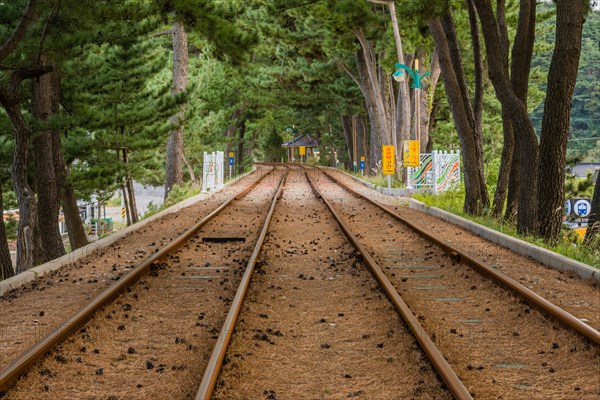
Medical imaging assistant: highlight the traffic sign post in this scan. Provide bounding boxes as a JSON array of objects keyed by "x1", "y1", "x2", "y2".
[
  {"x1": 382, "y1": 145, "x2": 394, "y2": 195},
  {"x1": 359, "y1": 156, "x2": 365, "y2": 176},
  {"x1": 299, "y1": 146, "x2": 306, "y2": 164},
  {"x1": 403, "y1": 140, "x2": 420, "y2": 189},
  {"x1": 229, "y1": 152, "x2": 234, "y2": 179}
]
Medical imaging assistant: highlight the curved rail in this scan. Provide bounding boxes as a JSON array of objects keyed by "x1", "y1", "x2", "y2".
[
  {"x1": 303, "y1": 167, "x2": 473, "y2": 400},
  {"x1": 0, "y1": 167, "x2": 276, "y2": 392},
  {"x1": 316, "y1": 166, "x2": 600, "y2": 346},
  {"x1": 195, "y1": 168, "x2": 288, "y2": 400}
]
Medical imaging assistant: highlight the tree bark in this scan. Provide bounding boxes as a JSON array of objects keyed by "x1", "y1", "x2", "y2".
[
  {"x1": 442, "y1": 9, "x2": 489, "y2": 211},
  {"x1": 429, "y1": 14, "x2": 489, "y2": 215},
  {"x1": 122, "y1": 148, "x2": 138, "y2": 224},
  {"x1": 341, "y1": 114, "x2": 355, "y2": 169},
  {"x1": 182, "y1": 154, "x2": 196, "y2": 183},
  {"x1": 31, "y1": 62, "x2": 65, "y2": 263},
  {"x1": 492, "y1": 0, "x2": 513, "y2": 217},
  {"x1": 504, "y1": 0, "x2": 536, "y2": 221},
  {"x1": 473, "y1": 0, "x2": 539, "y2": 234},
  {"x1": 353, "y1": 45, "x2": 385, "y2": 172},
  {"x1": 584, "y1": 172, "x2": 600, "y2": 246},
  {"x1": 419, "y1": 50, "x2": 441, "y2": 153},
  {"x1": 386, "y1": 1, "x2": 411, "y2": 149},
  {"x1": 0, "y1": 89, "x2": 35, "y2": 273},
  {"x1": 164, "y1": 21, "x2": 189, "y2": 200},
  {"x1": 0, "y1": 186, "x2": 15, "y2": 280},
  {"x1": 537, "y1": 0, "x2": 585, "y2": 242},
  {"x1": 237, "y1": 118, "x2": 246, "y2": 175},
  {"x1": 62, "y1": 182, "x2": 88, "y2": 250}
]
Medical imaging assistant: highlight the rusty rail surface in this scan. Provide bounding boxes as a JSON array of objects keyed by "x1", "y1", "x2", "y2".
[
  {"x1": 317, "y1": 167, "x2": 600, "y2": 346},
  {"x1": 0, "y1": 166, "x2": 276, "y2": 393},
  {"x1": 303, "y1": 167, "x2": 473, "y2": 400},
  {"x1": 195, "y1": 168, "x2": 289, "y2": 400}
]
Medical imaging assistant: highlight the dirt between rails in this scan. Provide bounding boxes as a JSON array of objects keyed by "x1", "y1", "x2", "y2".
[
  {"x1": 325, "y1": 168, "x2": 600, "y2": 331},
  {"x1": 314, "y1": 168, "x2": 600, "y2": 399},
  {"x1": 2, "y1": 167, "x2": 286, "y2": 400},
  {"x1": 214, "y1": 167, "x2": 451, "y2": 400},
  {"x1": 0, "y1": 166, "x2": 274, "y2": 371}
]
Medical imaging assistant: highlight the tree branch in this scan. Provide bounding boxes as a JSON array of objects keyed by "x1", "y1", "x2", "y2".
[
  {"x1": 151, "y1": 29, "x2": 173, "y2": 37},
  {"x1": 0, "y1": 0, "x2": 38, "y2": 63},
  {"x1": 37, "y1": 0, "x2": 62, "y2": 62},
  {"x1": 9, "y1": 64, "x2": 54, "y2": 92}
]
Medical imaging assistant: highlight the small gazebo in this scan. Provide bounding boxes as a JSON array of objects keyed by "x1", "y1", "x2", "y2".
[{"x1": 282, "y1": 134, "x2": 319, "y2": 163}]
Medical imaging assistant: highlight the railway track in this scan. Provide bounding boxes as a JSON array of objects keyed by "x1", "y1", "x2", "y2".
[
  {"x1": 1, "y1": 163, "x2": 598, "y2": 399},
  {"x1": 0, "y1": 165, "x2": 273, "y2": 366},
  {"x1": 304, "y1": 165, "x2": 599, "y2": 399},
  {"x1": 0, "y1": 167, "x2": 286, "y2": 398}
]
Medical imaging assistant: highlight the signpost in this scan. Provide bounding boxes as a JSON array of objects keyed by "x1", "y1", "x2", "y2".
[
  {"x1": 383, "y1": 145, "x2": 394, "y2": 194},
  {"x1": 403, "y1": 140, "x2": 419, "y2": 189},
  {"x1": 359, "y1": 156, "x2": 365, "y2": 176},
  {"x1": 229, "y1": 151, "x2": 234, "y2": 179},
  {"x1": 299, "y1": 146, "x2": 306, "y2": 163}
]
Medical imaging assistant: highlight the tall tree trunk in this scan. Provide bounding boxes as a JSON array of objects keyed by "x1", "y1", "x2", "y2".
[
  {"x1": 492, "y1": 0, "x2": 513, "y2": 217},
  {"x1": 31, "y1": 62, "x2": 65, "y2": 263},
  {"x1": 419, "y1": 50, "x2": 441, "y2": 153},
  {"x1": 507, "y1": 0, "x2": 536, "y2": 222},
  {"x1": 385, "y1": 0, "x2": 411, "y2": 154},
  {"x1": 62, "y1": 182, "x2": 88, "y2": 250},
  {"x1": 122, "y1": 184, "x2": 132, "y2": 226},
  {"x1": 122, "y1": 148, "x2": 138, "y2": 224},
  {"x1": 182, "y1": 154, "x2": 196, "y2": 183},
  {"x1": 473, "y1": 0, "x2": 539, "y2": 234},
  {"x1": 354, "y1": 29, "x2": 390, "y2": 141},
  {"x1": 537, "y1": 0, "x2": 585, "y2": 243},
  {"x1": 164, "y1": 21, "x2": 189, "y2": 200},
  {"x1": 126, "y1": 177, "x2": 138, "y2": 224},
  {"x1": 237, "y1": 118, "x2": 246, "y2": 175},
  {"x1": 0, "y1": 89, "x2": 36, "y2": 273},
  {"x1": 353, "y1": 46, "x2": 385, "y2": 172},
  {"x1": 429, "y1": 13, "x2": 489, "y2": 215},
  {"x1": 1, "y1": 186, "x2": 15, "y2": 280},
  {"x1": 341, "y1": 114, "x2": 355, "y2": 169},
  {"x1": 443, "y1": 9, "x2": 489, "y2": 211},
  {"x1": 584, "y1": 172, "x2": 600, "y2": 246}
]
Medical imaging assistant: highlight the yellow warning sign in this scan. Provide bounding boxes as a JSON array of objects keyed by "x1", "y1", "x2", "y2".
[
  {"x1": 403, "y1": 140, "x2": 420, "y2": 167},
  {"x1": 229, "y1": 151, "x2": 234, "y2": 158},
  {"x1": 299, "y1": 146, "x2": 306, "y2": 156},
  {"x1": 360, "y1": 156, "x2": 365, "y2": 162},
  {"x1": 121, "y1": 207, "x2": 125, "y2": 218},
  {"x1": 382, "y1": 145, "x2": 394, "y2": 175}
]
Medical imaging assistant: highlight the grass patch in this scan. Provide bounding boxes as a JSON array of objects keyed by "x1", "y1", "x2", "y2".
[
  {"x1": 413, "y1": 190, "x2": 599, "y2": 268},
  {"x1": 346, "y1": 169, "x2": 406, "y2": 189}
]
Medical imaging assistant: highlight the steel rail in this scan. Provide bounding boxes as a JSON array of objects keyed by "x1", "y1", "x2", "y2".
[
  {"x1": 0, "y1": 166, "x2": 277, "y2": 392},
  {"x1": 317, "y1": 167, "x2": 600, "y2": 345},
  {"x1": 303, "y1": 168, "x2": 473, "y2": 400},
  {"x1": 195, "y1": 168, "x2": 289, "y2": 400}
]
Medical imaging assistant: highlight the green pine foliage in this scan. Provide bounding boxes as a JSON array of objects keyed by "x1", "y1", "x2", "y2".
[{"x1": 61, "y1": 37, "x2": 180, "y2": 198}]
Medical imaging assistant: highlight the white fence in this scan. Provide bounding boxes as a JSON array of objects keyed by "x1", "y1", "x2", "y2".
[
  {"x1": 410, "y1": 150, "x2": 461, "y2": 194},
  {"x1": 202, "y1": 151, "x2": 225, "y2": 192}
]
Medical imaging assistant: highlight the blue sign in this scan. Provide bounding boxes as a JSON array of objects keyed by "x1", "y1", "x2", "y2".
[
  {"x1": 229, "y1": 157, "x2": 234, "y2": 166},
  {"x1": 565, "y1": 199, "x2": 572, "y2": 216},
  {"x1": 359, "y1": 160, "x2": 365, "y2": 170},
  {"x1": 574, "y1": 199, "x2": 591, "y2": 217}
]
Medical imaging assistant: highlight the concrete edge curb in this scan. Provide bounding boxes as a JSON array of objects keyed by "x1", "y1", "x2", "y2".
[
  {"x1": 323, "y1": 167, "x2": 421, "y2": 196},
  {"x1": 1, "y1": 168, "x2": 260, "y2": 296},
  {"x1": 408, "y1": 199, "x2": 598, "y2": 282}
]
